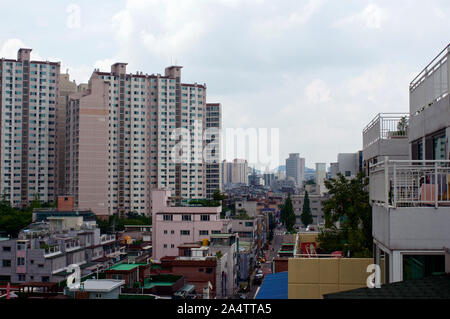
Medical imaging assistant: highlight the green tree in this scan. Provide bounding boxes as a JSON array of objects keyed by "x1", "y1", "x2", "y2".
[
  {"x1": 0, "y1": 198, "x2": 32, "y2": 238},
  {"x1": 301, "y1": 191, "x2": 313, "y2": 227},
  {"x1": 397, "y1": 116, "x2": 409, "y2": 135},
  {"x1": 319, "y1": 172, "x2": 372, "y2": 257},
  {"x1": 29, "y1": 193, "x2": 42, "y2": 211},
  {"x1": 212, "y1": 190, "x2": 227, "y2": 201},
  {"x1": 281, "y1": 193, "x2": 296, "y2": 232}
]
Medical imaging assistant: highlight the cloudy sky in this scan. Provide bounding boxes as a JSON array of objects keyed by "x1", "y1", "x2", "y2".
[{"x1": 1, "y1": 0, "x2": 449, "y2": 169}]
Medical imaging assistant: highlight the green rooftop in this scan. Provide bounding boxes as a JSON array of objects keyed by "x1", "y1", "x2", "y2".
[{"x1": 107, "y1": 263, "x2": 148, "y2": 271}]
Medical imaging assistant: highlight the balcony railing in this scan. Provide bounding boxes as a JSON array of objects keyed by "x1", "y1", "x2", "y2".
[
  {"x1": 363, "y1": 113, "x2": 409, "y2": 149},
  {"x1": 101, "y1": 234, "x2": 116, "y2": 243},
  {"x1": 370, "y1": 158, "x2": 450, "y2": 208},
  {"x1": 44, "y1": 245, "x2": 61, "y2": 257}
]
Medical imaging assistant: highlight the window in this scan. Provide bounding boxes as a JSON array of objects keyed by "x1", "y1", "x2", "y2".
[
  {"x1": 163, "y1": 214, "x2": 173, "y2": 221},
  {"x1": 95, "y1": 293, "x2": 103, "y2": 299},
  {"x1": 41, "y1": 276, "x2": 50, "y2": 282},
  {"x1": 200, "y1": 214, "x2": 210, "y2": 221},
  {"x1": 205, "y1": 268, "x2": 213, "y2": 274},
  {"x1": 18, "y1": 274, "x2": 26, "y2": 281},
  {"x1": 345, "y1": 171, "x2": 351, "y2": 177},
  {"x1": 403, "y1": 254, "x2": 445, "y2": 281},
  {"x1": 199, "y1": 230, "x2": 209, "y2": 236},
  {"x1": 2, "y1": 260, "x2": 11, "y2": 267},
  {"x1": 17, "y1": 257, "x2": 25, "y2": 266},
  {"x1": 182, "y1": 214, "x2": 192, "y2": 221},
  {"x1": 180, "y1": 230, "x2": 190, "y2": 236},
  {"x1": 2, "y1": 247, "x2": 11, "y2": 252}
]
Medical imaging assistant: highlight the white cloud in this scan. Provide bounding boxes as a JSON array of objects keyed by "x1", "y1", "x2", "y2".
[
  {"x1": 335, "y1": 3, "x2": 386, "y2": 29},
  {"x1": 250, "y1": 0, "x2": 324, "y2": 37},
  {"x1": 0, "y1": 39, "x2": 43, "y2": 61},
  {"x1": 305, "y1": 79, "x2": 332, "y2": 104}
]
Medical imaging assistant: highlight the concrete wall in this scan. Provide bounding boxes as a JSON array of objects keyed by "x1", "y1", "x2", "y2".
[
  {"x1": 409, "y1": 91, "x2": 450, "y2": 143},
  {"x1": 363, "y1": 138, "x2": 409, "y2": 163},
  {"x1": 373, "y1": 204, "x2": 450, "y2": 250},
  {"x1": 288, "y1": 258, "x2": 373, "y2": 299},
  {"x1": 337, "y1": 153, "x2": 358, "y2": 177}
]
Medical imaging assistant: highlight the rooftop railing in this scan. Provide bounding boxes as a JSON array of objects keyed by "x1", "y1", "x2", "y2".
[
  {"x1": 409, "y1": 44, "x2": 449, "y2": 116},
  {"x1": 101, "y1": 234, "x2": 116, "y2": 243},
  {"x1": 363, "y1": 113, "x2": 409, "y2": 149},
  {"x1": 370, "y1": 158, "x2": 450, "y2": 208},
  {"x1": 44, "y1": 245, "x2": 61, "y2": 257}
]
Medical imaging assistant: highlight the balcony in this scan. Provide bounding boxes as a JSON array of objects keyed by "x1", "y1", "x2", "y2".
[
  {"x1": 370, "y1": 158, "x2": 450, "y2": 250},
  {"x1": 101, "y1": 234, "x2": 116, "y2": 244},
  {"x1": 362, "y1": 113, "x2": 409, "y2": 162},
  {"x1": 44, "y1": 245, "x2": 61, "y2": 258},
  {"x1": 65, "y1": 240, "x2": 81, "y2": 252},
  {"x1": 370, "y1": 159, "x2": 450, "y2": 208}
]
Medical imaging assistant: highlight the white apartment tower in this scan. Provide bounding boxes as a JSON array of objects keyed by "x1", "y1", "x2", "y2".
[{"x1": 0, "y1": 49, "x2": 60, "y2": 207}]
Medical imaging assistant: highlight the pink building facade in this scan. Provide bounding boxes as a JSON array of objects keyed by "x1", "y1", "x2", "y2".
[
  {"x1": 66, "y1": 63, "x2": 212, "y2": 217},
  {"x1": 66, "y1": 78, "x2": 110, "y2": 216},
  {"x1": 151, "y1": 189, "x2": 224, "y2": 261}
]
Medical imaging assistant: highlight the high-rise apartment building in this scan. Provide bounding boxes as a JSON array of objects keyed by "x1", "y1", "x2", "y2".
[
  {"x1": 57, "y1": 73, "x2": 79, "y2": 196},
  {"x1": 285, "y1": 153, "x2": 305, "y2": 188},
  {"x1": 205, "y1": 103, "x2": 221, "y2": 198},
  {"x1": 221, "y1": 159, "x2": 249, "y2": 187},
  {"x1": 66, "y1": 63, "x2": 210, "y2": 216},
  {"x1": 0, "y1": 49, "x2": 60, "y2": 207}
]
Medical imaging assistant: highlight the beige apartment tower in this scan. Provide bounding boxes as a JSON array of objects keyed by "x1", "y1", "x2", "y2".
[{"x1": 66, "y1": 63, "x2": 213, "y2": 216}]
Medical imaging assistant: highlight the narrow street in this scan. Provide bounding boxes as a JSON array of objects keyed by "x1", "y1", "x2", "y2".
[{"x1": 249, "y1": 225, "x2": 285, "y2": 298}]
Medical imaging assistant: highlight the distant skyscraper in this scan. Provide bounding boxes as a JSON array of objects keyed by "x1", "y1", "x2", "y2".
[
  {"x1": 221, "y1": 159, "x2": 248, "y2": 187},
  {"x1": 0, "y1": 49, "x2": 60, "y2": 207},
  {"x1": 285, "y1": 153, "x2": 305, "y2": 188},
  {"x1": 221, "y1": 160, "x2": 232, "y2": 188},
  {"x1": 315, "y1": 163, "x2": 327, "y2": 194},
  {"x1": 232, "y1": 159, "x2": 249, "y2": 185}
]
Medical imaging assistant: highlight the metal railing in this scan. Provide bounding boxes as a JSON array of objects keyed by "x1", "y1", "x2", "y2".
[
  {"x1": 363, "y1": 113, "x2": 409, "y2": 149},
  {"x1": 370, "y1": 158, "x2": 450, "y2": 208},
  {"x1": 44, "y1": 245, "x2": 61, "y2": 257},
  {"x1": 101, "y1": 234, "x2": 116, "y2": 243},
  {"x1": 409, "y1": 44, "x2": 449, "y2": 116}
]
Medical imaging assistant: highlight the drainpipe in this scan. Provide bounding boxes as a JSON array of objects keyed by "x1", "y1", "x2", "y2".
[{"x1": 384, "y1": 157, "x2": 389, "y2": 210}]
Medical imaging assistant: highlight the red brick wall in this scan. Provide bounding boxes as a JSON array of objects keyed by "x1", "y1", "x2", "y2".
[
  {"x1": 171, "y1": 264, "x2": 216, "y2": 297},
  {"x1": 274, "y1": 258, "x2": 289, "y2": 273},
  {"x1": 57, "y1": 196, "x2": 75, "y2": 211}
]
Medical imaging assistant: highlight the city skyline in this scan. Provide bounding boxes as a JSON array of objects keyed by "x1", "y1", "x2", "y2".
[{"x1": 1, "y1": 1, "x2": 449, "y2": 167}]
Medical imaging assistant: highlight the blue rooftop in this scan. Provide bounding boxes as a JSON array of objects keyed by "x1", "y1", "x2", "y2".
[{"x1": 255, "y1": 272, "x2": 288, "y2": 299}]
